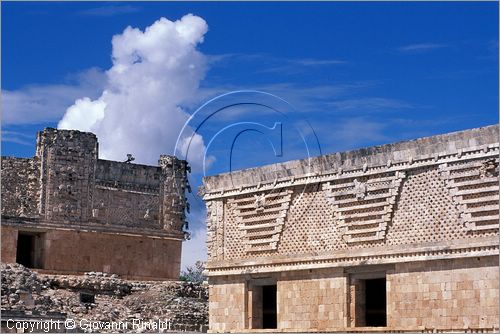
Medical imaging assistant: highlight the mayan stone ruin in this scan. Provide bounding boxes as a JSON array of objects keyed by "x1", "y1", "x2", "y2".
[
  {"x1": 0, "y1": 262, "x2": 208, "y2": 333},
  {"x1": 1, "y1": 127, "x2": 191, "y2": 280},
  {"x1": 201, "y1": 125, "x2": 499, "y2": 332}
]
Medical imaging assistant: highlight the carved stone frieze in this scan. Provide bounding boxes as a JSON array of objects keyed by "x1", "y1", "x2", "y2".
[
  {"x1": 439, "y1": 158, "x2": 499, "y2": 232},
  {"x1": 228, "y1": 189, "x2": 293, "y2": 253},
  {"x1": 323, "y1": 171, "x2": 406, "y2": 244}
]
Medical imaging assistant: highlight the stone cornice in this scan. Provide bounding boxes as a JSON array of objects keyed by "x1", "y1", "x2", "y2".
[
  {"x1": 205, "y1": 237, "x2": 499, "y2": 276},
  {"x1": 1, "y1": 216, "x2": 184, "y2": 241},
  {"x1": 203, "y1": 142, "x2": 499, "y2": 200}
]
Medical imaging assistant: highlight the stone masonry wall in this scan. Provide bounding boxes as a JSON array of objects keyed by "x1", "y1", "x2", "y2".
[
  {"x1": 1, "y1": 128, "x2": 190, "y2": 236},
  {"x1": 0, "y1": 227, "x2": 182, "y2": 279},
  {"x1": 278, "y1": 270, "x2": 347, "y2": 331},
  {"x1": 203, "y1": 125, "x2": 499, "y2": 332},
  {"x1": 388, "y1": 256, "x2": 499, "y2": 330},
  {"x1": 36, "y1": 128, "x2": 98, "y2": 222},
  {"x1": 93, "y1": 188, "x2": 161, "y2": 229},
  {"x1": 208, "y1": 279, "x2": 246, "y2": 332},
  {"x1": 202, "y1": 125, "x2": 499, "y2": 192},
  {"x1": 213, "y1": 162, "x2": 498, "y2": 262},
  {"x1": 1, "y1": 157, "x2": 40, "y2": 218},
  {"x1": 203, "y1": 125, "x2": 499, "y2": 268},
  {"x1": 159, "y1": 155, "x2": 191, "y2": 231},
  {"x1": 1, "y1": 226, "x2": 18, "y2": 263},
  {"x1": 41, "y1": 229, "x2": 182, "y2": 279},
  {"x1": 93, "y1": 160, "x2": 162, "y2": 229},
  {"x1": 1, "y1": 128, "x2": 190, "y2": 279},
  {"x1": 208, "y1": 257, "x2": 498, "y2": 332}
]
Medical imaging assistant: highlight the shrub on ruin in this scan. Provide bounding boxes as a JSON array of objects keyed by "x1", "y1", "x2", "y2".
[{"x1": 180, "y1": 261, "x2": 206, "y2": 283}]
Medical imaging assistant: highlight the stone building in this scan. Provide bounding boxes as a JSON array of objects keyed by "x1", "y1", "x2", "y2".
[
  {"x1": 201, "y1": 125, "x2": 499, "y2": 332},
  {"x1": 1, "y1": 128, "x2": 190, "y2": 280}
]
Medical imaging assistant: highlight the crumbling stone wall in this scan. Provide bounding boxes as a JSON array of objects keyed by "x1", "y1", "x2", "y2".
[
  {"x1": 1, "y1": 128, "x2": 190, "y2": 279},
  {"x1": 1, "y1": 263, "x2": 208, "y2": 332},
  {"x1": 36, "y1": 128, "x2": 98, "y2": 222},
  {"x1": 159, "y1": 155, "x2": 191, "y2": 231},
  {"x1": 1, "y1": 157, "x2": 40, "y2": 218},
  {"x1": 1, "y1": 128, "x2": 190, "y2": 235},
  {"x1": 94, "y1": 160, "x2": 161, "y2": 229}
]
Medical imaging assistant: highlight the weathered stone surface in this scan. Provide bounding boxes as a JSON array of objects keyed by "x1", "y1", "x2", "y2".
[
  {"x1": 1, "y1": 157, "x2": 40, "y2": 218},
  {"x1": 1, "y1": 128, "x2": 190, "y2": 280},
  {"x1": 1, "y1": 263, "x2": 208, "y2": 333},
  {"x1": 202, "y1": 125, "x2": 499, "y2": 332},
  {"x1": 202, "y1": 125, "x2": 499, "y2": 194}
]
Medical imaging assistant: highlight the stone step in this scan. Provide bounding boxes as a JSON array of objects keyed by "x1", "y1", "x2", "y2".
[
  {"x1": 455, "y1": 186, "x2": 498, "y2": 197},
  {"x1": 239, "y1": 221, "x2": 283, "y2": 230},
  {"x1": 341, "y1": 210, "x2": 385, "y2": 220},
  {"x1": 332, "y1": 192, "x2": 393, "y2": 205},
  {"x1": 450, "y1": 176, "x2": 497, "y2": 187},
  {"x1": 345, "y1": 225, "x2": 385, "y2": 235},
  {"x1": 460, "y1": 194, "x2": 499, "y2": 204},
  {"x1": 465, "y1": 204, "x2": 499, "y2": 213},
  {"x1": 237, "y1": 213, "x2": 285, "y2": 223},
  {"x1": 336, "y1": 200, "x2": 388, "y2": 212},
  {"x1": 237, "y1": 203, "x2": 289, "y2": 216}
]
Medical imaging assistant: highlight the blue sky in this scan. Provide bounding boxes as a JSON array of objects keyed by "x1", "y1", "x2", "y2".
[{"x1": 2, "y1": 2, "x2": 498, "y2": 268}]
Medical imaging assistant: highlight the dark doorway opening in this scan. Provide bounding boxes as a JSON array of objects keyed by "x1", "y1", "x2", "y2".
[
  {"x1": 79, "y1": 292, "x2": 95, "y2": 304},
  {"x1": 262, "y1": 285, "x2": 277, "y2": 329},
  {"x1": 364, "y1": 278, "x2": 387, "y2": 326},
  {"x1": 16, "y1": 232, "x2": 43, "y2": 269}
]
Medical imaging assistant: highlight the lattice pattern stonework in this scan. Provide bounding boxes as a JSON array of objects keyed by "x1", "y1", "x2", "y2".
[
  {"x1": 228, "y1": 189, "x2": 293, "y2": 253},
  {"x1": 323, "y1": 171, "x2": 406, "y2": 244},
  {"x1": 439, "y1": 157, "x2": 499, "y2": 232}
]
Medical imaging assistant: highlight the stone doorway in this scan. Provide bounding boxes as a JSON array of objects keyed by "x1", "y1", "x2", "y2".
[
  {"x1": 347, "y1": 266, "x2": 391, "y2": 328},
  {"x1": 365, "y1": 278, "x2": 387, "y2": 326},
  {"x1": 262, "y1": 285, "x2": 277, "y2": 329},
  {"x1": 247, "y1": 279, "x2": 278, "y2": 329},
  {"x1": 16, "y1": 232, "x2": 44, "y2": 269}
]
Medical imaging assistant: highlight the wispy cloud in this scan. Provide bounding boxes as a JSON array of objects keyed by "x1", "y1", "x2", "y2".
[
  {"x1": 209, "y1": 53, "x2": 347, "y2": 74},
  {"x1": 332, "y1": 117, "x2": 389, "y2": 144},
  {"x1": 2, "y1": 68, "x2": 105, "y2": 125},
  {"x1": 194, "y1": 81, "x2": 376, "y2": 119},
  {"x1": 260, "y1": 58, "x2": 347, "y2": 74},
  {"x1": 290, "y1": 58, "x2": 347, "y2": 66},
  {"x1": 327, "y1": 97, "x2": 415, "y2": 111},
  {"x1": 78, "y1": 5, "x2": 141, "y2": 17},
  {"x1": 1, "y1": 131, "x2": 34, "y2": 146},
  {"x1": 398, "y1": 43, "x2": 448, "y2": 53},
  {"x1": 300, "y1": 117, "x2": 390, "y2": 155},
  {"x1": 193, "y1": 80, "x2": 419, "y2": 124}
]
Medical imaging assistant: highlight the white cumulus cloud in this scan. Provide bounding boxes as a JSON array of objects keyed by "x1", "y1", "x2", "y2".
[{"x1": 58, "y1": 14, "x2": 209, "y2": 168}]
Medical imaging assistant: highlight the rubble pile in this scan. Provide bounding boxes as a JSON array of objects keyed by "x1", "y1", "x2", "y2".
[
  {"x1": 124, "y1": 282, "x2": 208, "y2": 331},
  {"x1": 1, "y1": 263, "x2": 208, "y2": 332},
  {"x1": 44, "y1": 272, "x2": 133, "y2": 297}
]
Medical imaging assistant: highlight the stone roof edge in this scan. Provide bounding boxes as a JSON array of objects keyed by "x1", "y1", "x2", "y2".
[{"x1": 202, "y1": 125, "x2": 499, "y2": 197}]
